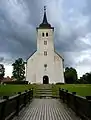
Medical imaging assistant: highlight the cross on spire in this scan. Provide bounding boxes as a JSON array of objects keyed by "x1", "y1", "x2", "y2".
[{"x1": 44, "y1": 6, "x2": 46, "y2": 12}]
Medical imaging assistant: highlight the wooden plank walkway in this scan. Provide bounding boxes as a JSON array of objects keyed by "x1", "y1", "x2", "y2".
[{"x1": 13, "y1": 99, "x2": 81, "y2": 120}]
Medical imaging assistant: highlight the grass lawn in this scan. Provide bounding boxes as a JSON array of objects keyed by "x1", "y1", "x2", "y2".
[
  {"x1": 0, "y1": 84, "x2": 91, "y2": 98},
  {"x1": 0, "y1": 84, "x2": 41, "y2": 97},
  {"x1": 0, "y1": 84, "x2": 32, "y2": 97},
  {"x1": 52, "y1": 84, "x2": 91, "y2": 97}
]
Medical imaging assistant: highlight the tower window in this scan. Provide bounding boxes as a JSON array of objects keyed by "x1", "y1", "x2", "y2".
[
  {"x1": 46, "y1": 33, "x2": 48, "y2": 36},
  {"x1": 44, "y1": 64, "x2": 47, "y2": 71},
  {"x1": 44, "y1": 51, "x2": 47, "y2": 56},
  {"x1": 44, "y1": 64, "x2": 47, "y2": 68},
  {"x1": 44, "y1": 41, "x2": 47, "y2": 45},
  {"x1": 42, "y1": 32, "x2": 44, "y2": 37}
]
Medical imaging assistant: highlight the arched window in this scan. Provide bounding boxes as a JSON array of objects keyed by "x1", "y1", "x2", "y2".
[
  {"x1": 42, "y1": 32, "x2": 44, "y2": 37},
  {"x1": 46, "y1": 32, "x2": 48, "y2": 36}
]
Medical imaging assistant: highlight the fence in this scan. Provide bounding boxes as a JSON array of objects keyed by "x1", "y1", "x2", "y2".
[
  {"x1": 59, "y1": 88, "x2": 91, "y2": 120},
  {"x1": 0, "y1": 89, "x2": 33, "y2": 120}
]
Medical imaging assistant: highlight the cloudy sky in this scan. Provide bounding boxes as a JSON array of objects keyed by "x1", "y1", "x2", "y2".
[{"x1": 0, "y1": 0, "x2": 91, "y2": 78}]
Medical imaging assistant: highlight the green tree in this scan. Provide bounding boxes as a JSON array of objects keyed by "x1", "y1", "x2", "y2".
[
  {"x1": 86, "y1": 72, "x2": 91, "y2": 84},
  {"x1": 64, "y1": 67, "x2": 78, "y2": 84},
  {"x1": 79, "y1": 72, "x2": 91, "y2": 84},
  {"x1": 12, "y1": 58, "x2": 25, "y2": 81},
  {"x1": 0, "y1": 64, "x2": 5, "y2": 81}
]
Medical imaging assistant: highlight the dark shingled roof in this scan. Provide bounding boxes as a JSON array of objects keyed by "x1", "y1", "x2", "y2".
[
  {"x1": 38, "y1": 6, "x2": 54, "y2": 29},
  {"x1": 55, "y1": 51, "x2": 64, "y2": 61},
  {"x1": 26, "y1": 50, "x2": 37, "y2": 61}
]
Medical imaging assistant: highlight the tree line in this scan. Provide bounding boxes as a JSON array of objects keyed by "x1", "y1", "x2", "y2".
[
  {"x1": 64, "y1": 67, "x2": 91, "y2": 84},
  {"x1": 0, "y1": 58, "x2": 25, "y2": 82},
  {"x1": 0, "y1": 58, "x2": 91, "y2": 84}
]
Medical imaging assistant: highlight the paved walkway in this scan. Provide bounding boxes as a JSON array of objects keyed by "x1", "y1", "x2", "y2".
[{"x1": 13, "y1": 99, "x2": 81, "y2": 120}]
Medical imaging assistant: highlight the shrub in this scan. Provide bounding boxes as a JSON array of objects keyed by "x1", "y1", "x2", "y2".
[
  {"x1": 56, "y1": 82, "x2": 65, "y2": 85},
  {"x1": 3, "y1": 81, "x2": 28, "y2": 85}
]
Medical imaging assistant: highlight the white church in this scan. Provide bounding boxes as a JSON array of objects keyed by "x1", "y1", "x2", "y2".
[{"x1": 26, "y1": 7, "x2": 65, "y2": 84}]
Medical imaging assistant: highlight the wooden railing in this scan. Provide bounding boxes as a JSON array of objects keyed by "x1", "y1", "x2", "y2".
[
  {"x1": 59, "y1": 88, "x2": 91, "y2": 120},
  {"x1": 0, "y1": 89, "x2": 33, "y2": 120}
]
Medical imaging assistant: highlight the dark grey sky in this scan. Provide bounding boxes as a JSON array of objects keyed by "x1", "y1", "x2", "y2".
[{"x1": 0, "y1": 0, "x2": 91, "y2": 77}]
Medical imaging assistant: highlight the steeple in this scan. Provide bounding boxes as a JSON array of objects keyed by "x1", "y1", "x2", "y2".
[
  {"x1": 42, "y1": 6, "x2": 48, "y2": 24},
  {"x1": 38, "y1": 6, "x2": 53, "y2": 29}
]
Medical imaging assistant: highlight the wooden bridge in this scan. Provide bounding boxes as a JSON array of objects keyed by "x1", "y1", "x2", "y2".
[
  {"x1": 1, "y1": 84, "x2": 90, "y2": 120},
  {"x1": 12, "y1": 85, "x2": 81, "y2": 120},
  {"x1": 13, "y1": 98, "x2": 81, "y2": 120}
]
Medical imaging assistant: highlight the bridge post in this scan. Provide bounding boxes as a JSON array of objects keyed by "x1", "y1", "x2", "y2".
[
  {"x1": 59, "y1": 88, "x2": 61, "y2": 99},
  {"x1": 86, "y1": 96, "x2": 91, "y2": 119},
  {"x1": 0, "y1": 96, "x2": 9, "y2": 120},
  {"x1": 16, "y1": 92, "x2": 21, "y2": 116},
  {"x1": 65, "y1": 90, "x2": 69, "y2": 104},
  {"x1": 24, "y1": 90, "x2": 27, "y2": 107},
  {"x1": 62, "y1": 89, "x2": 65, "y2": 103},
  {"x1": 31, "y1": 88, "x2": 33, "y2": 99},
  {"x1": 72, "y1": 92, "x2": 77, "y2": 113}
]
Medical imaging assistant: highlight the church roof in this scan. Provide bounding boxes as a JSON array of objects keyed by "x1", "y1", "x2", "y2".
[
  {"x1": 26, "y1": 50, "x2": 37, "y2": 61},
  {"x1": 55, "y1": 51, "x2": 64, "y2": 61},
  {"x1": 38, "y1": 6, "x2": 54, "y2": 29}
]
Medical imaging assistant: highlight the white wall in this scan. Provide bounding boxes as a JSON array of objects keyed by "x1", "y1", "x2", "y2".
[
  {"x1": 26, "y1": 52, "x2": 38, "y2": 83},
  {"x1": 54, "y1": 52, "x2": 64, "y2": 83},
  {"x1": 26, "y1": 28, "x2": 65, "y2": 83},
  {"x1": 36, "y1": 28, "x2": 55, "y2": 83}
]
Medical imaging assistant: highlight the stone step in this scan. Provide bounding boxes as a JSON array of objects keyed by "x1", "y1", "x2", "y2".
[
  {"x1": 35, "y1": 84, "x2": 52, "y2": 98},
  {"x1": 36, "y1": 90, "x2": 52, "y2": 92},
  {"x1": 37, "y1": 85, "x2": 52, "y2": 89},
  {"x1": 36, "y1": 92, "x2": 52, "y2": 94},
  {"x1": 37, "y1": 88, "x2": 51, "y2": 90},
  {"x1": 35, "y1": 94, "x2": 53, "y2": 98}
]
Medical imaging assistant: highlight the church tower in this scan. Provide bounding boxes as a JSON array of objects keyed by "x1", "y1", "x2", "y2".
[
  {"x1": 26, "y1": 6, "x2": 65, "y2": 84},
  {"x1": 37, "y1": 6, "x2": 54, "y2": 55},
  {"x1": 36, "y1": 6, "x2": 55, "y2": 84}
]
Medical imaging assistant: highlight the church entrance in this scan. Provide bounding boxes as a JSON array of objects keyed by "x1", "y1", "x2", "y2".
[{"x1": 43, "y1": 76, "x2": 49, "y2": 84}]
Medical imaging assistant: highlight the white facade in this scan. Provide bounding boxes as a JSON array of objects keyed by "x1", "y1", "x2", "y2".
[{"x1": 26, "y1": 8, "x2": 65, "y2": 84}]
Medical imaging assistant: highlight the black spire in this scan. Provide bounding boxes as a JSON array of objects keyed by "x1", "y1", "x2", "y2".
[
  {"x1": 42, "y1": 6, "x2": 48, "y2": 24},
  {"x1": 39, "y1": 6, "x2": 52, "y2": 29}
]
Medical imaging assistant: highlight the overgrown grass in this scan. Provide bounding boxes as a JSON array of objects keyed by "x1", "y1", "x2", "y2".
[{"x1": 52, "y1": 84, "x2": 91, "y2": 97}]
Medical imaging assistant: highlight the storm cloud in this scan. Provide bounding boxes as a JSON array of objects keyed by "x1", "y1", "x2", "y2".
[{"x1": 0, "y1": 0, "x2": 91, "y2": 77}]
